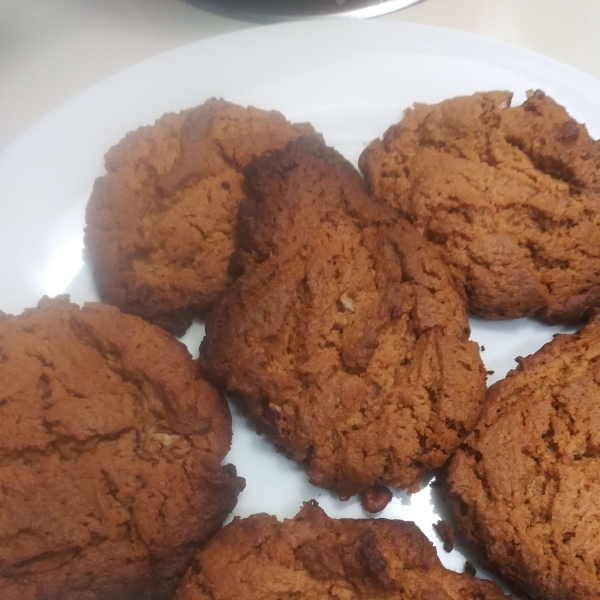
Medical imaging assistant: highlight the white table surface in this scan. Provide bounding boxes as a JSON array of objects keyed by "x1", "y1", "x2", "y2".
[{"x1": 1, "y1": 0, "x2": 600, "y2": 152}]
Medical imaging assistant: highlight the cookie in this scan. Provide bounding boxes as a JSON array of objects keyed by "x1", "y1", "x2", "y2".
[
  {"x1": 446, "y1": 313, "x2": 600, "y2": 599},
  {"x1": 200, "y1": 137, "x2": 486, "y2": 499},
  {"x1": 173, "y1": 502, "x2": 508, "y2": 600},
  {"x1": 0, "y1": 296, "x2": 244, "y2": 600},
  {"x1": 359, "y1": 90, "x2": 600, "y2": 323},
  {"x1": 85, "y1": 98, "x2": 317, "y2": 335}
]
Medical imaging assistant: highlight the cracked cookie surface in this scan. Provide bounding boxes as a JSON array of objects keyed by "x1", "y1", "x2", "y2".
[
  {"x1": 173, "y1": 502, "x2": 508, "y2": 600},
  {"x1": 200, "y1": 138, "x2": 486, "y2": 499},
  {"x1": 359, "y1": 90, "x2": 600, "y2": 322},
  {"x1": 446, "y1": 313, "x2": 600, "y2": 599},
  {"x1": 0, "y1": 296, "x2": 244, "y2": 600},
  {"x1": 85, "y1": 98, "x2": 317, "y2": 335}
]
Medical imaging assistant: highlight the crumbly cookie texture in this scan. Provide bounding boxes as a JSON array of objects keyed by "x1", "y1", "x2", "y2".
[
  {"x1": 359, "y1": 90, "x2": 600, "y2": 323},
  {"x1": 200, "y1": 137, "x2": 486, "y2": 499},
  {"x1": 446, "y1": 313, "x2": 600, "y2": 599},
  {"x1": 85, "y1": 98, "x2": 317, "y2": 336},
  {"x1": 173, "y1": 502, "x2": 508, "y2": 600},
  {"x1": 0, "y1": 296, "x2": 244, "y2": 600}
]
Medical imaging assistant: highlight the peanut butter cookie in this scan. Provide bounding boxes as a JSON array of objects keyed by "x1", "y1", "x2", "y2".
[
  {"x1": 0, "y1": 296, "x2": 244, "y2": 600},
  {"x1": 85, "y1": 98, "x2": 317, "y2": 335},
  {"x1": 446, "y1": 313, "x2": 600, "y2": 599},
  {"x1": 200, "y1": 138, "x2": 486, "y2": 499},
  {"x1": 360, "y1": 90, "x2": 600, "y2": 322},
  {"x1": 174, "y1": 502, "x2": 508, "y2": 600}
]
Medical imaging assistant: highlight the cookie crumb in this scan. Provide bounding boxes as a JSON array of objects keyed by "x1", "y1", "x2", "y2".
[
  {"x1": 480, "y1": 345, "x2": 485, "y2": 351},
  {"x1": 433, "y1": 520, "x2": 456, "y2": 552},
  {"x1": 361, "y1": 485, "x2": 393, "y2": 513},
  {"x1": 464, "y1": 561, "x2": 477, "y2": 576}
]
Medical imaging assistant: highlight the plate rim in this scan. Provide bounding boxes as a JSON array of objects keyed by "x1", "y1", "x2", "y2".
[{"x1": 2, "y1": 18, "x2": 600, "y2": 162}]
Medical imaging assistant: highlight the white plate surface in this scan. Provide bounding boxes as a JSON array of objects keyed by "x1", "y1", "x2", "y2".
[{"x1": 2, "y1": 19, "x2": 600, "y2": 596}]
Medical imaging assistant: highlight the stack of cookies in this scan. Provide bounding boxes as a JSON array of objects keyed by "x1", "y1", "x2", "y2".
[{"x1": 1, "y1": 90, "x2": 598, "y2": 599}]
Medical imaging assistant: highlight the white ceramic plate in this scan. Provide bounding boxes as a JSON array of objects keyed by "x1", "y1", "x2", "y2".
[{"x1": 2, "y1": 19, "x2": 599, "y2": 596}]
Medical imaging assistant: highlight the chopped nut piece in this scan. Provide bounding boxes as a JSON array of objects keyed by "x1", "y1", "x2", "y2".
[
  {"x1": 152, "y1": 433, "x2": 181, "y2": 447},
  {"x1": 339, "y1": 292, "x2": 355, "y2": 313}
]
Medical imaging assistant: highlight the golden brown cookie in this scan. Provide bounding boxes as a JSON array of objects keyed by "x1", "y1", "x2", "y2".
[
  {"x1": 359, "y1": 90, "x2": 600, "y2": 323},
  {"x1": 85, "y1": 98, "x2": 317, "y2": 335},
  {"x1": 173, "y1": 502, "x2": 508, "y2": 600},
  {"x1": 200, "y1": 137, "x2": 486, "y2": 499},
  {"x1": 446, "y1": 313, "x2": 600, "y2": 599},
  {"x1": 0, "y1": 296, "x2": 244, "y2": 600}
]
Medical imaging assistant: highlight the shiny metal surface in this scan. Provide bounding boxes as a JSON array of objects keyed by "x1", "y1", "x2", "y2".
[
  {"x1": 185, "y1": 0, "x2": 425, "y2": 22},
  {"x1": 340, "y1": 0, "x2": 425, "y2": 18}
]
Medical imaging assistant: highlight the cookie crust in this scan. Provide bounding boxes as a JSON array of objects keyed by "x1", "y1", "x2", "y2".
[
  {"x1": 85, "y1": 98, "x2": 316, "y2": 335},
  {"x1": 359, "y1": 90, "x2": 600, "y2": 323},
  {"x1": 173, "y1": 502, "x2": 508, "y2": 600},
  {"x1": 200, "y1": 138, "x2": 486, "y2": 499},
  {"x1": 446, "y1": 313, "x2": 600, "y2": 599},
  {"x1": 0, "y1": 297, "x2": 244, "y2": 600}
]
